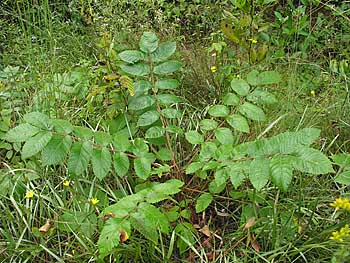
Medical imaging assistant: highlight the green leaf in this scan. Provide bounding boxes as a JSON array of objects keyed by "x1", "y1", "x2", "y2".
[
  {"x1": 5, "y1": 123, "x2": 40, "y2": 142},
  {"x1": 195, "y1": 193, "x2": 213, "y2": 213},
  {"x1": 247, "y1": 89, "x2": 277, "y2": 105},
  {"x1": 52, "y1": 119, "x2": 73, "y2": 134},
  {"x1": 152, "y1": 41, "x2": 176, "y2": 62},
  {"x1": 98, "y1": 218, "x2": 131, "y2": 260},
  {"x1": 258, "y1": 71, "x2": 281, "y2": 85},
  {"x1": 59, "y1": 211, "x2": 97, "y2": 238},
  {"x1": 256, "y1": 128, "x2": 321, "y2": 156},
  {"x1": 154, "y1": 61, "x2": 182, "y2": 75},
  {"x1": 208, "y1": 105, "x2": 229, "y2": 117},
  {"x1": 157, "y1": 148, "x2": 173, "y2": 161},
  {"x1": 226, "y1": 114, "x2": 250, "y2": 133},
  {"x1": 92, "y1": 148, "x2": 112, "y2": 180},
  {"x1": 161, "y1": 108, "x2": 182, "y2": 119},
  {"x1": 134, "y1": 80, "x2": 152, "y2": 96},
  {"x1": 249, "y1": 158, "x2": 270, "y2": 190},
  {"x1": 152, "y1": 164, "x2": 170, "y2": 177},
  {"x1": 214, "y1": 144, "x2": 234, "y2": 161},
  {"x1": 186, "y1": 162, "x2": 203, "y2": 174},
  {"x1": 199, "y1": 142, "x2": 217, "y2": 162},
  {"x1": 42, "y1": 135, "x2": 72, "y2": 165},
  {"x1": 202, "y1": 161, "x2": 219, "y2": 171},
  {"x1": 134, "y1": 157, "x2": 151, "y2": 180},
  {"x1": 151, "y1": 179, "x2": 184, "y2": 196},
  {"x1": 94, "y1": 131, "x2": 112, "y2": 146},
  {"x1": 215, "y1": 128, "x2": 234, "y2": 145},
  {"x1": 223, "y1": 92, "x2": 240, "y2": 106},
  {"x1": 208, "y1": 179, "x2": 226, "y2": 194},
  {"x1": 24, "y1": 112, "x2": 52, "y2": 130},
  {"x1": 113, "y1": 131, "x2": 131, "y2": 152},
  {"x1": 73, "y1": 126, "x2": 93, "y2": 140},
  {"x1": 270, "y1": 156, "x2": 293, "y2": 192},
  {"x1": 334, "y1": 171, "x2": 350, "y2": 185},
  {"x1": 200, "y1": 119, "x2": 218, "y2": 131},
  {"x1": 137, "y1": 111, "x2": 160, "y2": 127},
  {"x1": 246, "y1": 70, "x2": 260, "y2": 86},
  {"x1": 145, "y1": 126, "x2": 165, "y2": 138},
  {"x1": 139, "y1": 32, "x2": 159, "y2": 53},
  {"x1": 113, "y1": 152, "x2": 130, "y2": 177},
  {"x1": 102, "y1": 193, "x2": 144, "y2": 219},
  {"x1": 67, "y1": 141, "x2": 93, "y2": 175},
  {"x1": 238, "y1": 102, "x2": 266, "y2": 121},
  {"x1": 145, "y1": 179, "x2": 184, "y2": 203},
  {"x1": 131, "y1": 203, "x2": 169, "y2": 244},
  {"x1": 175, "y1": 223, "x2": 196, "y2": 255},
  {"x1": 157, "y1": 94, "x2": 182, "y2": 104},
  {"x1": 185, "y1": 131, "x2": 204, "y2": 144},
  {"x1": 22, "y1": 131, "x2": 52, "y2": 159},
  {"x1": 292, "y1": 147, "x2": 334, "y2": 174},
  {"x1": 155, "y1": 79, "x2": 179, "y2": 90},
  {"x1": 132, "y1": 138, "x2": 149, "y2": 156},
  {"x1": 214, "y1": 168, "x2": 230, "y2": 185},
  {"x1": 129, "y1": 95, "x2": 155, "y2": 111},
  {"x1": 120, "y1": 63, "x2": 150, "y2": 76},
  {"x1": 119, "y1": 50, "x2": 144, "y2": 63},
  {"x1": 331, "y1": 154, "x2": 350, "y2": 167},
  {"x1": 229, "y1": 162, "x2": 246, "y2": 188},
  {"x1": 166, "y1": 125, "x2": 183, "y2": 134},
  {"x1": 230, "y1": 78, "x2": 250, "y2": 96}
]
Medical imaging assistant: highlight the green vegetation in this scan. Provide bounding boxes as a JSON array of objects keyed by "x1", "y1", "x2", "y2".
[{"x1": 1, "y1": 0, "x2": 350, "y2": 262}]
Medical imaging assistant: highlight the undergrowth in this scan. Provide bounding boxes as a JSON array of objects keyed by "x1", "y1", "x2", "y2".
[{"x1": 1, "y1": 1, "x2": 350, "y2": 262}]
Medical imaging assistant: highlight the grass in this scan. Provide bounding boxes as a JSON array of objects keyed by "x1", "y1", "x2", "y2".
[{"x1": 1, "y1": 1, "x2": 350, "y2": 262}]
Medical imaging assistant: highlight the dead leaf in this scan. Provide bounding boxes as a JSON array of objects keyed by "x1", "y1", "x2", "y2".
[
  {"x1": 249, "y1": 233, "x2": 261, "y2": 252},
  {"x1": 119, "y1": 229, "x2": 129, "y2": 243},
  {"x1": 206, "y1": 251, "x2": 214, "y2": 261},
  {"x1": 186, "y1": 250, "x2": 196, "y2": 263},
  {"x1": 244, "y1": 217, "x2": 255, "y2": 230},
  {"x1": 216, "y1": 210, "x2": 231, "y2": 217},
  {"x1": 103, "y1": 213, "x2": 115, "y2": 221},
  {"x1": 193, "y1": 224, "x2": 201, "y2": 229},
  {"x1": 39, "y1": 219, "x2": 53, "y2": 233},
  {"x1": 199, "y1": 225, "x2": 211, "y2": 237},
  {"x1": 202, "y1": 236, "x2": 212, "y2": 248}
]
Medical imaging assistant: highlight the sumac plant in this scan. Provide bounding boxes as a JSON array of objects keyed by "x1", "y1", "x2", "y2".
[{"x1": 4, "y1": 32, "x2": 334, "y2": 259}]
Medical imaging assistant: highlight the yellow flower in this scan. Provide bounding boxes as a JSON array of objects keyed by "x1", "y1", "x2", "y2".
[
  {"x1": 210, "y1": 66, "x2": 217, "y2": 73},
  {"x1": 310, "y1": 90, "x2": 315, "y2": 96},
  {"x1": 90, "y1": 197, "x2": 99, "y2": 206},
  {"x1": 25, "y1": 190, "x2": 34, "y2": 199},
  {"x1": 248, "y1": 38, "x2": 258, "y2": 44},
  {"x1": 63, "y1": 180, "x2": 70, "y2": 187},
  {"x1": 330, "y1": 197, "x2": 350, "y2": 211},
  {"x1": 330, "y1": 224, "x2": 350, "y2": 242}
]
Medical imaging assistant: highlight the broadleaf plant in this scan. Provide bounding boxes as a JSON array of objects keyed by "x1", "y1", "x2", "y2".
[
  {"x1": 4, "y1": 32, "x2": 335, "y2": 259},
  {"x1": 185, "y1": 72, "x2": 334, "y2": 212}
]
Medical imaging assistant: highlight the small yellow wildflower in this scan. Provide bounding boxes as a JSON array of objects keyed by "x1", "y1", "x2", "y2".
[
  {"x1": 210, "y1": 66, "x2": 217, "y2": 73},
  {"x1": 90, "y1": 197, "x2": 99, "y2": 206},
  {"x1": 25, "y1": 190, "x2": 34, "y2": 199},
  {"x1": 236, "y1": 74, "x2": 241, "y2": 79},
  {"x1": 63, "y1": 180, "x2": 70, "y2": 187},
  {"x1": 310, "y1": 90, "x2": 315, "y2": 96},
  {"x1": 248, "y1": 38, "x2": 258, "y2": 44},
  {"x1": 330, "y1": 197, "x2": 350, "y2": 211},
  {"x1": 330, "y1": 224, "x2": 350, "y2": 242}
]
